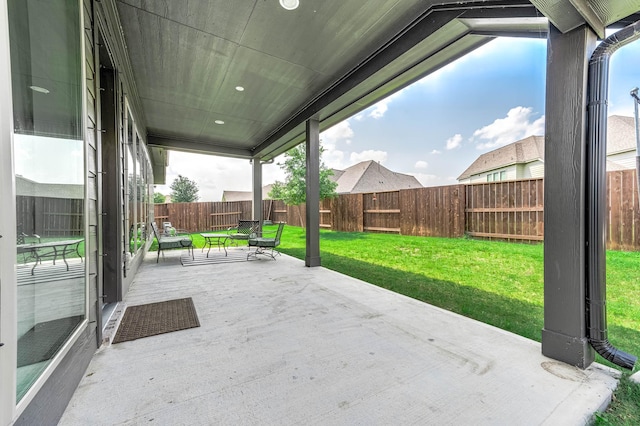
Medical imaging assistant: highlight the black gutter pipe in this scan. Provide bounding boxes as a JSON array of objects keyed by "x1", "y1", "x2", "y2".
[{"x1": 586, "y1": 21, "x2": 640, "y2": 370}]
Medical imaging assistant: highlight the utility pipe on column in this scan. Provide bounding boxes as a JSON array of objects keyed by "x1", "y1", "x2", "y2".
[{"x1": 586, "y1": 21, "x2": 640, "y2": 370}]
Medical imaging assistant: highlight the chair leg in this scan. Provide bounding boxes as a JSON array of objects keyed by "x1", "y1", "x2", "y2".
[{"x1": 247, "y1": 246, "x2": 280, "y2": 260}]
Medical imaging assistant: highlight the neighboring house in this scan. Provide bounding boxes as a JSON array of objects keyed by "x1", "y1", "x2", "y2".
[
  {"x1": 457, "y1": 115, "x2": 637, "y2": 183},
  {"x1": 223, "y1": 162, "x2": 422, "y2": 199},
  {"x1": 606, "y1": 115, "x2": 638, "y2": 169},
  {"x1": 332, "y1": 160, "x2": 422, "y2": 194},
  {"x1": 457, "y1": 136, "x2": 544, "y2": 184},
  {"x1": 221, "y1": 184, "x2": 274, "y2": 201}
]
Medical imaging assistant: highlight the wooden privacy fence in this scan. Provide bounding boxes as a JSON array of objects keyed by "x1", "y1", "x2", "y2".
[
  {"x1": 17, "y1": 196, "x2": 84, "y2": 237},
  {"x1": 153, "y1": 169, "x2": 640, "y2": 250},
  {"x1": 465, "y1": 178, "x2": 544, "y2": 242}
]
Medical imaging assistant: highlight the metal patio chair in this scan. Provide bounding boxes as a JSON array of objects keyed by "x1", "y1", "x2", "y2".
[
  {"x1": 247, "y1": 222, "x2": 285, "y2": 260},
  {"x1": 150, "y1": 222, "x2": 193, "y2": 263},
  {"x1": 227, "y1": 220, "x2": 260, "y2": 246}
]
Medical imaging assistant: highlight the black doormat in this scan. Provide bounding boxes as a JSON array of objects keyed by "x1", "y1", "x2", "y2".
[
  {"x1": 17, "y1": 315, "x2": 83, "y2": 368},
  {"x1": 112, "y1": 297, "x2": 200, "y2": 344}
]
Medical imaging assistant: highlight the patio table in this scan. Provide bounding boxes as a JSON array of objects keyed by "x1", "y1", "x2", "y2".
[
  {"x1": 17, "y1": 239, "x2": 83, "y2": 275},
  {"x1": 200, "y1": 233, "x2": 229, "y2": 257}
]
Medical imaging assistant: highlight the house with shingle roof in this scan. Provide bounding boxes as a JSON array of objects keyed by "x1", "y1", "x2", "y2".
[
  {"x1": 332, "y1": 160, "x2": 422, "y2": 194},
  {"x1": 457, "y1": 136, "x2": 544, "y2": 183},
  {"x1": 457, "y1": 115, "x2": 637, "y2": 183},
  {"x1": 222, "y1": 161, "x2": 422, "y2": 200}
]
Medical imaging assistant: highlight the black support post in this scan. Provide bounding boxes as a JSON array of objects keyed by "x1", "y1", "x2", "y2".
[
  {"x1": 305, "y1": 119, "x2": 321, "y2": 267},
  {"x1": 541, "y1": 24, "x2": 596, "y2": 368}
]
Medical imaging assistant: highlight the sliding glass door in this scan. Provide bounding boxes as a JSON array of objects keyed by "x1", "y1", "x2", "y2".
[{"x1": 8, "y1": 0, "x2": 86, "y2": 404}]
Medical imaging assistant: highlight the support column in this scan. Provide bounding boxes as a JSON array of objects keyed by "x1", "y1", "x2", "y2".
[
  {"x1": 542, "y1": 24, "x2": 596, "y2": 368},
  {"x1": 252, "y1": 158, "x2": 263, "y2": 228},
  {"x1": 305, "y1": 118, "x2": 321, "y2": 267}
]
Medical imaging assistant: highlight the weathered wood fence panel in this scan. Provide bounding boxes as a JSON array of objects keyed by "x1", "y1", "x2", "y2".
[
  {"x1": 152, "y1": 169, "x2": 640, "y2": 250},
  {"x1": 362, "y1": 191, "x2": 401, "y2": 233},
  {"x1": 331, "y1": 193, "x2": 363, "y2": 232},
  {"x1": 465, "y1": 178, "x2": 544, "y2": 242},
  {"x1": 399, "y1": 185, "x2": 465, "y2": 237},
  {"x1": 153, "y1": 201, "x2": 251, "y2": 232},
  {"x1": 607, "y1": 170, "x2": 639, "y2": 250},
  {"x1": 17, "y1": 196, "x2": 84, "y2": 237}
]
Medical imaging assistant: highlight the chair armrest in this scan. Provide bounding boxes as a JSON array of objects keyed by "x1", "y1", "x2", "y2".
[
  {"x1": 173, "y1": 229, "x2": 192, "y2": 238},
  {"x1": 252, "y1": 229, "x2": 276, "y2": 238}
]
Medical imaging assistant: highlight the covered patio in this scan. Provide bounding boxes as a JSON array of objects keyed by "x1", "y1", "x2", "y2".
[
  {"x1": 60, "y1": 249, "x2": 618, "y2": 424},
  {"x1": 4, "y1": 1, "x2": 640, "y2": 424}
]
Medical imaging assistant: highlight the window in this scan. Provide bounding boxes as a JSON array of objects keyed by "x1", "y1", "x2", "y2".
[
  {"x1": 487, "y1": 171, "x2": 507, "y2": 182},
  {"x1": 9, "y1": 0, "x2": 85, "y2": 402}
]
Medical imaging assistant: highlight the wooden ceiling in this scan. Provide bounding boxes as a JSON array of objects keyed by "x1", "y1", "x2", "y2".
[{"x1": 109, "y1": 0, "x2": 640, "y2": 165}]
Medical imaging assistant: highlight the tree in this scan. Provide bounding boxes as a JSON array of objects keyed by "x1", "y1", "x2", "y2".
[
  {"x1": 170, "y1": 175, "x2": 199, "y2": 202},
  {"x1": 268, "y1": 144, "x2": 337, "y2": 205},
  {"x1": 153, "y1": 192, "x2": 166, "y2": 203}
]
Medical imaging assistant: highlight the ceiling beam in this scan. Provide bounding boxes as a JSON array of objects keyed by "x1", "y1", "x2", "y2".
[
  {"x1": 569, "y1": 0, "x2": 606, "y2": 37},
  {"x1": 147, "y1": 136, "x2": 253, "y2": 159},
  {"x1": 530, "y1": 0, "x2": 605, "y2": 38}
]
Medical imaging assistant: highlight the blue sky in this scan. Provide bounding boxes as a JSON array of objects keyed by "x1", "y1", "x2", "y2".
[{"x1": 155, "y1": 35, "x2": 640, "y2": 201}]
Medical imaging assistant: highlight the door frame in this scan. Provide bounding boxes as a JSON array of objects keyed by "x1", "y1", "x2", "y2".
[
  {"x1": 0, "y1": 1, "x2": 18, "y2": 422},
  {"x1": 95, "y1": 25, "x2": 123, "y2": 333}
]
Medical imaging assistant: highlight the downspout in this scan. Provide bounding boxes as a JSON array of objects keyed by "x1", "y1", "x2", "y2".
[{"x1": 586, "y1": 21, "x2": 640, "y2": 370}]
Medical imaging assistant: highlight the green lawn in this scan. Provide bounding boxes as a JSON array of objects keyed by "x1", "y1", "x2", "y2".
[{"x1": 171, "y1": 225, "x2": 639, "y2": 423}]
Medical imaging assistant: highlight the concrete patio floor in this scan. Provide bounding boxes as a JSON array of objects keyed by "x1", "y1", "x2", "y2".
[{"x1": 60, "y1": 249, "x2": 619, "y2": 425}]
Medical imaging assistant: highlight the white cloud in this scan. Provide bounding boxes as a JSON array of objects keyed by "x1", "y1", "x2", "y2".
[
  {"x1": 446, "y1": 134, "x2": 463, "y2": 150},
  {"x1": 358, "y1": 88, "x2": 406, "y2": 120},
  {"x1": 368, "y1": 98, "x2": 390, "y2": 119},
  {"x1": 321, "y1": 120, "x2": 354, "y2": 145},
  {"x1": 350, "y1": 150, "x2": 388, "y2": 164},
  {"x1": 410, "y1": 173, "x2": 458, "y2": 187},
  {"x1": 154, "y1": 152, "x2": 253, "y2": 202},
  {"x1": 323, "y1": 149, "x2": 346, "y2": 170},
  {"x1": 319, "y1": 120, "x2": 355, "y2": 169},
  {"x1": 471, "y1": 107, "x2": 545, "y2": 150},
  {"x1": 414, "y1": 160, "x2": 428, "y2": 169},
  {"x1": 430, "y1": 149, "x2": 442, "y2": 154}
]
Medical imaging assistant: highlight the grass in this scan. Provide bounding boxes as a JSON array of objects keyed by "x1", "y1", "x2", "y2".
[{"x1": 164, "y1": 225, "x2": 640, "y2": 423}]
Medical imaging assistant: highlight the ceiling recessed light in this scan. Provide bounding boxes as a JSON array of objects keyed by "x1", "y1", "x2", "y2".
[
  {"x1": 214, "y1": 120, "x2": 225, "y2": 125},
  {"x1": 29, "y1": 85, "x2": 50, "y2": 94},
  {"x1": 235, "y1": 86, "x2": 245, "y2": 92},
  {"x1": 279, "y1": 0, "x2": 299, "y2": 10}
]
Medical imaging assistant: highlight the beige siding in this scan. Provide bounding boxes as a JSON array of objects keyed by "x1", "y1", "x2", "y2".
[
  {"x1": 607, "y1": 150, "x2": 636, "y2": 170},
  {"x1": 522, "y1": 161, "x2": 545, "y2": 179}
]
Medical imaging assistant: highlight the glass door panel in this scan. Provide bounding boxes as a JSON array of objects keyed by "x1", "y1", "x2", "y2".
[{"x1": 8, "y1": 0, "x2": 86, "y2": 402}]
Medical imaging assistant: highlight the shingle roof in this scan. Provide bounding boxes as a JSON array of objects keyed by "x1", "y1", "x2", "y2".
[
  {"x1": 334, "y1": 160, "x2": 422, "y2": 194},
  {"x1": 457, "y1": 136, "x2": 544, "y2": 180},
  {"x1": 457, "y1": 115, "x2": 636, "y2": 180},
  {"x1": 607, "y1": 115, "x2": 636, "y2": 154}
]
